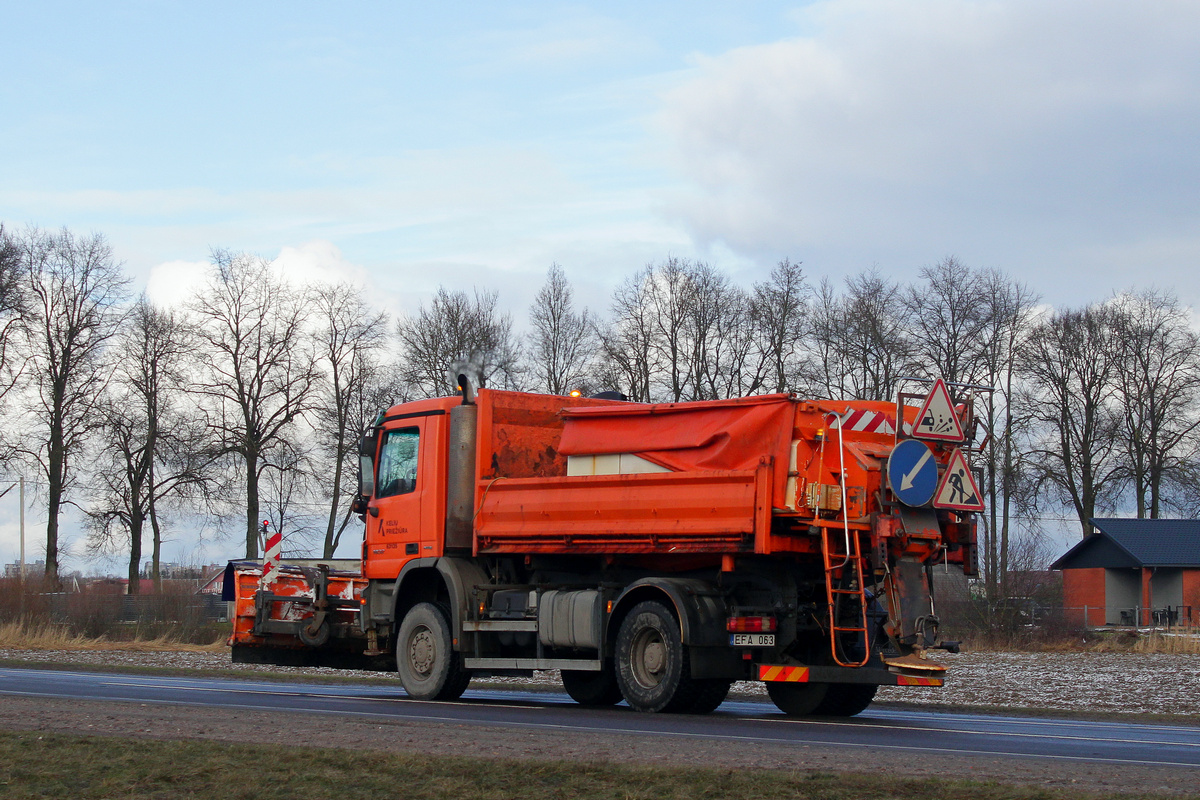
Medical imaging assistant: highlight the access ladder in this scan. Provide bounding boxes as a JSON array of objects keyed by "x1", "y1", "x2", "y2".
[{"x1": 820, "y1": 525, "x2": 871, "y2": 667}]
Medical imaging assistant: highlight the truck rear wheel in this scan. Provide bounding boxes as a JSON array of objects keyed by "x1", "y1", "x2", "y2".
[
  {"x1": 813, "y1": 683, "x2": 877, "y2": 716},
  {"x1": 561, "y1": 666, "x2": 623, "y2": 706},
  {"x1": 616, "y1": 600, "x2": 698, "y2": 713},
  {"x1": 766, "y1": 681, "x2": 828, "y2": 716},
  {"x1": 396, "y1": 602, "x2": 471, "y2": 701},
  {"x1": 685, "y1": 680, "x2": 731, "y2": 714}
]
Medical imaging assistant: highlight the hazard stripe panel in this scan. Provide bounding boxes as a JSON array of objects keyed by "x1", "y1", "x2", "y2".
[
  {"x1": 840, "y1": 409, "x2": 895, "y2": 435},
  {"x1": 896, "y1": 675, "x2": 943, "y2": 687},
  {"x1": 757, "y1": 665, "x2": 810, "y2": 682}
]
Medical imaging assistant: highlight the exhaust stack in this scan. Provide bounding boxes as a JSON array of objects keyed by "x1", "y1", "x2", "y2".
[{"x1": 444, "y1": 373, "x2": 478, "y2": 552}]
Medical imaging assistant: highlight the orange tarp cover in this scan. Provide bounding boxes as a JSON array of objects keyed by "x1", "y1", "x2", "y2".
[{"x1": 558, "y1": 394, "x2": 796, "y2": 473}]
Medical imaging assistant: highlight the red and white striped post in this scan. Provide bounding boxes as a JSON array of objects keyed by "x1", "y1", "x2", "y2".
[{"x1": 260, "y1": 520, "x2": 282, "y2": 590}]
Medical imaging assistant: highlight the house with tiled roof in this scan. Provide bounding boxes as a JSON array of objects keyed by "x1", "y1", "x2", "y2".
[{"x1": 1051, "y1": 518, "x2": 1200, "y2": 627}]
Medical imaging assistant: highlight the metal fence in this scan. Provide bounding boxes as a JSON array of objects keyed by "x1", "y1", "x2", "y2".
[{"x1": 1062, "y1": 604, "x2": 1195, "y2": 629}]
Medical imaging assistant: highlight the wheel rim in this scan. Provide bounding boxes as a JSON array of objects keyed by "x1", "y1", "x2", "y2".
[
  {"x1": 408, "y1": 625, "x2": 435, "y2": 677},
  {"x1": 630, "y1": 625, "x2": 667, "y2": 688}
]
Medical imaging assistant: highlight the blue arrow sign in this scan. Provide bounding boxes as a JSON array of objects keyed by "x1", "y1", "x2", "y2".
[{"x1": 887, "y1": 438, "x2": 938, "y2": 507}]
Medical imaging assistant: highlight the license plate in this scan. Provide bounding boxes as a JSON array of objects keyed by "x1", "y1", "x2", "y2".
[{"x1": 730, "y1": 633, "x2": 775, "y2": 647}]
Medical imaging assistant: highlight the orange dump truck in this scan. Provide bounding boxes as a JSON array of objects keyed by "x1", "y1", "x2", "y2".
[{"x1": 226, "y1": 377, "x2": 982, "y2": 716}]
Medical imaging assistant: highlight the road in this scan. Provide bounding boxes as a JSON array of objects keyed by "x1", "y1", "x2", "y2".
[{"x1": 3, "y1": 665, "x2": 1199, "y2": 773}]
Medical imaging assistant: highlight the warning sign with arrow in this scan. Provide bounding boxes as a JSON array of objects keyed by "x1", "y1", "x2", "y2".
[
  {"x1": 912, "y1": 378, "x2": 964, "y2": 442},
  {"x1": 887, "y1": 438, "x2": 938, "y2": 507},
  {"x1": 933, "y1": 448, "x2": 984, "y2": 512}
]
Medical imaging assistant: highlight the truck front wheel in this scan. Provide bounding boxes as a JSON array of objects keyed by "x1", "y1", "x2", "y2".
[
  {"x1": 396, "y1": 602, "x2": 471, "y2": 701},
  {"x1": 616, "y1": 601, "x2": 696, "y2": 712}
]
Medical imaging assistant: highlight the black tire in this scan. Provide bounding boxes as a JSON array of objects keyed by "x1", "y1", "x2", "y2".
[
  {"x1": 561, "y1": 666, "x2": 623, "y2": 706},
  {"x1": 766, "y1": 681, "x2": 829, "y2": 716},
  {"x1": 616, "y1": 601, "x2": 697, "y2": 713},
  {"x1": 297, "y1": 618, "x2": 330, "y2": 647},
  {"x1": 812, "y1": 683, "x2": 877, "y2": 717},
  {"x1": 396, "y1": 602, "x2": 471, "y2": 701},
  {"x1": 684, "y1": 680, "x2": 731, "y2": 714}
]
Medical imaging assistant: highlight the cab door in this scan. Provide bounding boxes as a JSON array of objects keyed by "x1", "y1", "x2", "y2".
[{"x1": 364, "y1": 422, "x2": 427, "y2": 579}]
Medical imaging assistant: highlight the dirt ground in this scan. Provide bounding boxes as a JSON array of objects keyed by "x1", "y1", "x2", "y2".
[{"x1": 1, "y1": 647, "x2": 1198, "y2": 796}]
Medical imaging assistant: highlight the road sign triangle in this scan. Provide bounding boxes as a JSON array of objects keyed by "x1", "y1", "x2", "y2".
[
  {"x1": 933, "y1": 448, "x2": 984, "y2": 512},
  {"x1": 912, "y1": 378, "x2": 964, "y2": 442}
]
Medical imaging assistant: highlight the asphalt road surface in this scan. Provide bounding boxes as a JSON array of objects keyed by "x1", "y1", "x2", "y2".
[{"x1": 3, "y1": 665, "x2": 1199, "y2": 774}]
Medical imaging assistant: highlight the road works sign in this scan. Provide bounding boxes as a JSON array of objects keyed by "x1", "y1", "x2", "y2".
[
  {"x1": 912, "y1": 378, "x2": 965, "y2": 442},
  {"x1": 887, "y1": 438, "x2": 938, "y2": 507},
  {"x1": 933, "y1": 448, "x2": 984, "y2": 512}
]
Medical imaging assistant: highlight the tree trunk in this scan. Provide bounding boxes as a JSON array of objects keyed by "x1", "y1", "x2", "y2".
[
  {"x1": 321, "y1": 422, "x2": 345, "y2": 561},
  {"x1": 245, "y1": 449, "x2": 260, "y2": 559},
  {"x1": 127, "y1": 509, "x2": 144, "y2": 594},
  {"x1": 324, "y1": 442, "x2": 344, "y2": 559},
  {"x1": 45, "y1": 412, "x2": 65, "y2": 590},
  {"x1": 148, "y1": 498, "x2": 163, "y2": 591}
]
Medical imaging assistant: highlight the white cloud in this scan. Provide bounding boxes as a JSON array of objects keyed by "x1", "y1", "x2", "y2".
[
  {"x1": 657, "y1": 0, "x2": 1200, "y2": 303},
  {"x1": 145, "y1": 259, "x2": 209, "y2": 309},
  {"x1": 273, "y1": 240, "x2": 372, "y2": 288}
]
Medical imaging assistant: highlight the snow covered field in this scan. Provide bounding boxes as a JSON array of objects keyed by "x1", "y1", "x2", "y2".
[{"x1": 875, "y1": 650, "x2": 1200, "y2": 716}]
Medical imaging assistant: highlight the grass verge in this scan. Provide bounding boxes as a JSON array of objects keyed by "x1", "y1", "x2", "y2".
[
  {"x1": 0, "y1": 620, "x2": 227, "y2": 652},
  {"x1": 0, "y1": 731, "x2": 1188, "y2": 800}
]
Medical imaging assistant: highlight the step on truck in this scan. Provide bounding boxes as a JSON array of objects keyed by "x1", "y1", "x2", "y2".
[{"x1": 225, "y1": 376, "x2": 983, "y2": 716}]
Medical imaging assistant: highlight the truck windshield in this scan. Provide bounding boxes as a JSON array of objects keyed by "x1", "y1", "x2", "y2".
[{"x1": 376, "y1": 427, "x2": 419, "y2": 498}]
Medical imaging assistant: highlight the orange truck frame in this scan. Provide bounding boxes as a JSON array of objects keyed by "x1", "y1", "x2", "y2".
[{"x1": 226, "y1": 376, "x2": 981, "y2": 716}]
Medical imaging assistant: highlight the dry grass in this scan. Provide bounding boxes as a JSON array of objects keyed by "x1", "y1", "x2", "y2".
[
  {"x1": 1132, "y1": 628, "x2": 1200, "y2": 654},
  {"x1": 1, "y1": 731, "x2": 1184, "y2": 800},
  {"x1": 0, "y1": 576, "x2": 228, "y2": 647},
  {"x1": 966, "y1": 626, "x2": 1200, "y2": 654},
  {"x1": 0, "y1": 620, "x2": 227, "y2": 653}
]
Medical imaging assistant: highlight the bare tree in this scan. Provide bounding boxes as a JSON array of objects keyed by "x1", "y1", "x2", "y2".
[
  {"x1": 806, "y1": 277, "x2": 851, "y2": 399},
  {"x1": 685, "y1": 261, "x2": 762, "y2": 400},
  {"x1": 646, "y1": 258, "x2": 695, "y2": 402},
  {"x1": 258, "y1": 440, "x2": 323, "y2": 554},
  {"x1": 751, "y1": 259, "x2": 808, "y2": 393},
  {"x1": 596, "y1": 271, "x2": 658, "y2": 402},
  {"x1": 312, "y1": 283, "x2": 389, "y2": 558},
  {"x1": 528, "y1": 264, "x2": 596, "y2": 396},
  {"x1": 1110, "y1": 289, "x2": 1200, "y2": 518},
  {"x1": 599, "y1": 257, "x2": 761, "y2": 403},
  {"x1": 397, "y1": 287, "x2": 522, "y2": 397},
  {"x1": 1019, "y1": 304, "x2": 1126, "y2": 537},
  {"x1": 87, "y1": 297, "x2": 208, "y2": 591},
  {"x1": 0, "y1": 224, "x2": 29, "y2": 402},
  {"x1": 903, "y1": 256, "x2": 991, "y2": 384},
  {"x1": 13, "y1": 227, "x2": 128, "y2": 585},
  {"x1": 190, "y1": 250, "x2": 320, "y2": 559},
  {"x1": 808, "y1": 269, "x2": 910, "y2": 400},
  {"x1": 972, "y1": 270, "x2": 1040, "y2": 602}
]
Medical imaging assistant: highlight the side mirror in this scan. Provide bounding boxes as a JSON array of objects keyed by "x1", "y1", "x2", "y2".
[
  {"x1": 357, "y1": 453, "x2": 375, "y2": 499},
  {"x1": 356, "y1": 416, "x2": 382, "y2": 510}
]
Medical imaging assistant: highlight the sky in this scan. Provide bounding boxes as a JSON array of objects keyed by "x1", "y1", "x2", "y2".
[{"x1": 2, "y1": 0, "x2": 1200, "y2": 570}]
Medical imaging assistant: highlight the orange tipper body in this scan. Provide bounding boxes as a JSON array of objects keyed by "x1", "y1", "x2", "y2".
[
  {"x1": 227, "y1": 381, "x2": 982, "y2": 717},
  {"x1": 475, "y1": 393, "x2": 920, "y2": 558}
]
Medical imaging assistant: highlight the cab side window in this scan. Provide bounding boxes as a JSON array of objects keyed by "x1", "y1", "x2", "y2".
[{"x1": 376, "y1": 428, "x2": 419, "y2": 498}]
